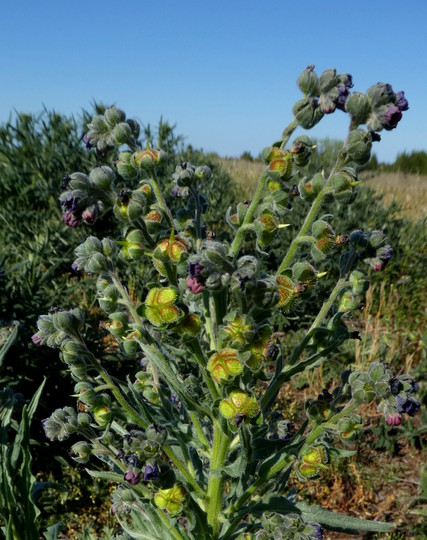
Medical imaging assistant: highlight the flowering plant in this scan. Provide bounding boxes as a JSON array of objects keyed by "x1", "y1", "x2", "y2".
[{"x1": 33, "y1": 66, "x2": 418, "y2": 539}]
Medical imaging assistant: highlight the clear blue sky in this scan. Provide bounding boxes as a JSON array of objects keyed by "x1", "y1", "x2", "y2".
[{"x1": 1, "y1": 0, "x2": 426, "y2": 163}]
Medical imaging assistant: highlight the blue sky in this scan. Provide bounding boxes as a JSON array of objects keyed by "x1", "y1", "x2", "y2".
[{"x1": 1, "y1": 0, "x2": 426, "y2": 163}]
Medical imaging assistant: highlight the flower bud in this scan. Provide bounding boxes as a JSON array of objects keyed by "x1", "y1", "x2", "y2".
[
  {"x1": 349, "y1": 270, "x2": 369, "y2": 295},
  {"x1": 291, "y1": 135, "x2": 315, "y2": 167},
  {"x1": 89, "y1": 165, "x2": 115, "y2": 190},
  {"x1": 207, "y1": 349, "x2": 243, "y2": 383},
  {"x1": 344, "y1": 129, "x2": 372, "y2": 166},
  {"x1": 345, "y1": 92, "x2": 371, "y2": 125},
  {"x1": 122, "y1": 229, "x2": 146, "y2": 260},
  {"x1": 298, "y1": 173, "x2": 325, "y2": 201},
  {"x1": 195, "y1": 165, "x2": 212, "y2": 181},
  {"x1": 104, "y1": 106, "x2": 126, "y2": 127},
  {"x1": 144, "y1": 287, "x2": 180, "y2": 327},
  {"x1": 86, "y1": 252, "x2": 109, "y2": 274},
  {"x1": 92, "y1": 399, "x2": 112, "y2": 427},
  {"x1": 297, "y1": 65, "x2": 319, "y2": 95},
  {"x1": 115, "y1": 151, "x2": 138, "y2": 181},
  {"x1": 134, "y1": 147, "x2": 166, "y2": 171},
  {"x1": 112, "y1": 122, "x2": 132, "y2": 145},
  {"x1": 109, "y1": 312, "x2": 129, "y2": 338},
  {"x1": 338, "y1": 290, "x2": 360, "y2": 312},
  {"x1": 128, "y1": 190, "x2": 149, "y2": 221}
]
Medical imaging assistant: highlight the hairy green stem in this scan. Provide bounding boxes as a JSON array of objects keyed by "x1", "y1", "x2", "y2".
[
  {"x1": 308, "y1": 278, "x2": 351, "y2": 333},
  {"x1": 229, "y1": 172, "x2": 268, "y2": 259},
  {"x1": 150, "y1": 169, "x2": 175, "y2": 228},
  {"x1": 206, "y1": 420, "x2": 231, "y2": 538}
]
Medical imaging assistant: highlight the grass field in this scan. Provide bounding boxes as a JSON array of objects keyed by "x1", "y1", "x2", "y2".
[{"x1": 214, "y1": 156, "x2": 427, "y2": 220}]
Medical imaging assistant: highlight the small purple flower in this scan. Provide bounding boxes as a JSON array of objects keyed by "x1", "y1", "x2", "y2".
[
  {"x1": 31, "y1": 333, "x2": 44, "y2": 347},
  {"x1": 383, "y1": 104, "x2": 403, "y2": 131},
  {"x1": 396, "y1": 395, "x2": 421, "y2": 417},
  {"x1": 336, "y1": 74, "x2": 353, "y2": 112},
  {"x1": 409, "y1": 379, "x2": 419, "y2": 394},
  {"x1": 171, "y1": 186, "x2": 180, "y2": 197},
  {"x1": 124, "y1": 469, "x2": 141, "y2": 486},
  {"x1": 82, "y1": 206, "x2": 97, "y2": 225},
  {"x1": 395, "y1": 91, "x2": 409, "y2": 111},
  {"x1": 143, "y1": 463, "x2": 160, "y2": 481},
  {"x1": 124, "y1": 454, "x2": 139, "y2": 467},
  {"x1": 188, "y1": 262, "x2": 204, "y2": 280},
  {"x1": 390, "y1": 377, "x2": 403, "y2": 395},
  {"x1": 312, "y1": 523, "x2": 324, "y2": 540},
  {"x1": 71, "y1": 261, "x2": 81, "y2": 273},
  {"x1": 63, "y1": 210, "x2": 80, "y2": 228},
  {"x1": 62, "y1": 195, "x2": 80, "y2": 213},
  {"x1": 83, "y1": 134, "x2": 94, "y2": 150},
  {"x1": 386, "y1": 412, "x2": 402, "y2": 426},
  {"x1": 186, "y1": 276, "x2": 204, "y2": 294}
]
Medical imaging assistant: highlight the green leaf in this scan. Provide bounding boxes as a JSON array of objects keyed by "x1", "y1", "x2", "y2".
[
  {"x1": 43, "y1": 522, "x2": 64, "y2": 540},
  {"x1": 0, "y1": 323, "x2": 19, "y2": 368},
  {"x1": 85, "y1": 469, "x2": 124, "y2": 483}
]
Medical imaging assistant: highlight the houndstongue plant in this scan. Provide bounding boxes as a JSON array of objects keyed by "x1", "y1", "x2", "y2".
[{"x1": 33, "y1": 66, "x2": 418, "y2": 539}]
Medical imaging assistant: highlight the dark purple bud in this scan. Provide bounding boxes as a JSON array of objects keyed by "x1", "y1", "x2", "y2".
[
  {"x1": 32, "y1": 333, "x2": 44, "y2": 347},
  {"x1": 390, "y1": 377, "x2": 403, "y2": 395},
  {"x1": 82, "y1": 206, "x2": 97, "y2": 225},
  {"x1": 336, "y1": 85, "x2": 350, "y2": 111},
  {"x1": 124, "y1": 454, "x2": 139, "y2": 467},
  {"x1": 396, "y1": 395, "x2": 421, "y2": 417},
  {"x1": 186, "y1": 276, "x2": 204, "y2": 294},
  {"x1": 383, "y1": 104, "x2": 403, "y2": 131},
  {"x1": 343, "y1": 74, "x2": 353, "y2": 89},
  {"x1": 386, "y1": 412, "x2": 402, "y2": 426},
  {"x1": 83, "y1": 134, "x2": 94, "y2": 150},
  {"x1": 370, "y1": 131, "x2": 381, "y2": 142},
  {"x1": 124, "y1": 469, "x2": 141, "y2": 486},
  {"x1": 395, "y1": 91, "x2": 409, "y2": 111},
  {"x1": 409, "y1": 380, "x2": 419, "y2": 393},
  {"x1": 62, "y1": 195, "x2": 80, "y2": 213},
  {"x1": 143, "y1": 463, "x2": 160, "y2": 481},
  {"x1": 188, "y1": 261, "x2": 204, "y2": 279},
  {"x1": 312, "y1": 523, "x2": 324, "y2": 540}
]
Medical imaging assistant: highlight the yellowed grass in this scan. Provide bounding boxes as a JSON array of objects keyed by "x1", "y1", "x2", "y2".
[
  {"x1": 363, "y1": 171, "x2": 427, "y2": 220},
  {"x1": 215, "y1": 157, "x2": 427, "y2": 221}
]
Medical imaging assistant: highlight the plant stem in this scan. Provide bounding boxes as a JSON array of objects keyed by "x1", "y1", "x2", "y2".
[
  {"x1": 308, "y1": 278, "x2": 351, "y2": 333},
  {"x1": 229, "y1": 172, "x2": 268, "y2": 259},
  {"x1": 150, "y1": 169, "x2": 175, "y2": 228},
  {"x1": 276, "y1": 190, "x2": 331, "y2": 274},
  {"x1": 206, "y1": 420, "x2": 231, "y2": 538}
]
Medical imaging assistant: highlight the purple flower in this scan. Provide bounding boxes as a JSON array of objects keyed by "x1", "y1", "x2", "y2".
[
  {"x1": 409, "y1": 379, "x2": 419, "y2": 394},
  {"x1": 143, "y1": 463, "x2": 160, "y2": 481},
  {"x1": 396, "y1": 395, "x2": 421, "y2": 417},
  {"x1": 171, "y1": 186, "x2": 180, "y2": 197},
  {"x1": 63, "y1": 211, "x2": 80, "y2": 228},
  {"x1": 124, "y1": 454, "x2": 139, "y2": 467},
  {"x1": 82, "y1": 206, "x2": 97, "y2": 225},
  {"x1": 383, "y1": 104, "x2": 403, "y2": 131},
  {"x1": 62, "y1": 195, "x2": 80, "y2": 213},
  {"x1": 124, "y1": 469, "x2": 141, "y2": 486},
  {"x1": 71, "y1": 261, "x2": 81, "y2": 273},
  {"x1": 395, "y1": 91, "x2": 409, "y2": 111},
  {"x1": 386, "y1": 412, "x2": 402, "y2": 426},
  {"x1": 336, "y1": 74, "x2": 353, "y2": 111},
  {"x1": 188, "y1": 261, "x2": 204, "y2": 280},
  {"x1": 312, "y1": 523, "x2": 324, "y2": 540},
  {"x1": 83, "y1": 134, "x2": 94, "y2": 150},
  {"x1": 31, "y1": 333, "x2": 44, "y2": 347},
  {"x1": 186, "y1": 276, "x2": 204, "y2": 294},
  {"x1": 390, "y1": 377, "x2": 403, "y2": 395}
]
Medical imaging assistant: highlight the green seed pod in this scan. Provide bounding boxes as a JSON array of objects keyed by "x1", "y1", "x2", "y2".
[
  {"x1": 71, "y1": 441, "x2": 92, "y2": 464},
  {"x1": 104, "y1": 106, "x2": 126, "y2": 127},
  {"x1": 128, "y1": 191, "x2": 149, "y2": 221},
  {"x1": 349, "y1": 270, "x2": 369, "y2": 295},
  {"x1": 292, "y1": 98, "x2": 324, "y2": 129},
  {"x1": 339, "y1": 290, "x2": 360, "y2": 312},
  {"x1": 297, "y1": 65, "x2": 319, "y2": 95},
  {"x1": 112, "y1": 122, "x2": 132, "y2": 145},
  {"x1": 109, "y1": 311, "x2": 129, "y2": 338},
  {"x1": 102, "y1": 237, "x2": 116, "y2": 258},
  {"x1": 68, "y1": 172, "x2": 91, "y2": 191},
  {"x1": 207, "y1": 348, "x2": 243, "y2": 383},
  {"x1": 345, "y1": 92, "x2": 371, "y2": 125},
  {"x1": 344, "y1": 128, "x2": 372, "y2": 166},
  {"x1": 291, "y1": 135, "x2": 315, "y2": 167},
  {"x1": 89, "y1": 165, "x2": 115, "y2": 190},
  {"x1": 144, "y1": 287, "x2": 180, "y2": 327},
  {"x1": 77, "y1": 413, "x2": 91, "y2": 429},
  {"x1": 115, "y1": 151, "x2": 138, "y2": 181}
]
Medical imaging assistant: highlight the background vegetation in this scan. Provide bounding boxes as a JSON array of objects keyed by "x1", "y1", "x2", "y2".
[{"x1": 0, "y1": 111, "x2": 425, "y2": 538}]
